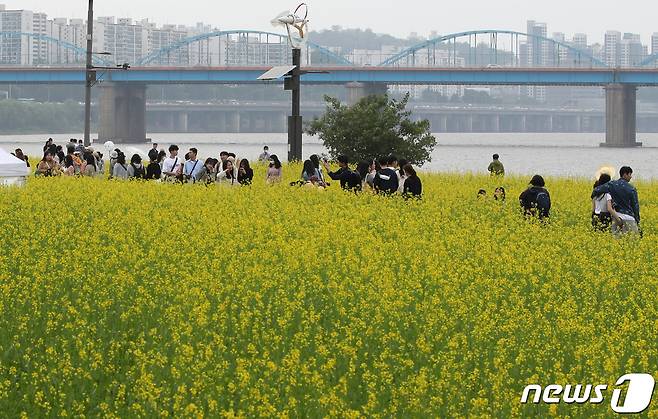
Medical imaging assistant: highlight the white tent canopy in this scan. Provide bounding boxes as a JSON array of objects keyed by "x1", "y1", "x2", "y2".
[{"x1": 0, "y1": 147, "x2": 29, "y2": 186}]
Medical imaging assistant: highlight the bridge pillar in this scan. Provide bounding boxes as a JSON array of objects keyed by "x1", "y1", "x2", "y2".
[
  {"x1": 228, "y1": 112, "x2": 240, "y2": 133},
  {"x1": 602, "y1": 84, "x2": 642, "y2": 147},
  {"x1": 99, "y1": 83, "x2": 147, "y2": 142},
  {"x1": 438, "y1": 115, "x2": 448, "y2": 132},
  {"x1": 345, "y1": 82, "x2": 388, "y2": 106},
  {"x1": 265, "y1": 113, "x2": 274, "y2": 133},
  {"x1": 176, "y1": 113, "x2": 189, "y2": 133},
  {"x1": 277, "y1": 113, "x2": 287, "y2": 133},
  {"x1": 492, "y1": 115, "x2": 500, "y2": 133}
]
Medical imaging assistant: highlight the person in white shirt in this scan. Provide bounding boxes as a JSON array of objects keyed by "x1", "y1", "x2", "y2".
[
  {"x1": 591, "y1": 173, "x2": 613, "y2": 232},
  {"x1": 162, "y1": 145, "x2": 182, "y2": 181},
  {"x1": 217, "y1": 157, "x2": 238, "y2": 186}
]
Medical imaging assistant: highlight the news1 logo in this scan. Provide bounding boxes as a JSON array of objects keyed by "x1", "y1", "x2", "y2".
[{"x1": 520, "y1": 373, "x2": 656, "y2": 414}]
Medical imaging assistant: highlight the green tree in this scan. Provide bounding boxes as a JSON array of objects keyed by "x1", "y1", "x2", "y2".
[{"x1": 306, "y1": 94, "x2": 436, "y2": 165}]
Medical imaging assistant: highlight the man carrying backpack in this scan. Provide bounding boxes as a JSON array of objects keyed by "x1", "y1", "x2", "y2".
[{"x1": 519, "y1": 175, "x2": 551, "y2": 220}]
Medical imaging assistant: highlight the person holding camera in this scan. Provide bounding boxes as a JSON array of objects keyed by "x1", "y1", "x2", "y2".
[{"x1": 322, "y1": 155, "x2": 362, "y2": 191}]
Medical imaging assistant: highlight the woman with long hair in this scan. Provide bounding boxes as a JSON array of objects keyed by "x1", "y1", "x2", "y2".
[
  {"x1": 238, "y1": 159, "x2": 254, "y2": 185},
  {"x1": 82, "y1": 151, "x2": 97, "y2": 177},
  {"x1": 402, "y1": 164, "x2": 422, "y2": 199},
  {"x1": 592, "y1": 173, "x2": 613, "y2": 231},
  {"x1": 267, "y1": 155, "x2": 283, "y2": 184},
  {"x1": 309, "y1": 154, "x2": 326, "y2": 185},
  {"x1": 301, "y1": 159, "x2": 316, "y2": 182},
  {"x1": 36, "y1": 151, "x2": 61, "y2": 177},
  {"x1": 217, "y1": 159, "x2": 238, "y2": 186}
]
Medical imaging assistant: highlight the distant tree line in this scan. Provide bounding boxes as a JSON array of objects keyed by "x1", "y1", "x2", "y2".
[{"x1": 0, "y1": 100, "x2": 87, "y2": 134}]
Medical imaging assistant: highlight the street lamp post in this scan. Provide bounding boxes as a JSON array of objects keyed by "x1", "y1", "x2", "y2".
[
  {"x1": 84, "y1": 0, "x2": 94, "y2": 147},
  {"x1": 286, "y1": 48, "x2": 302, "y2": 162},
  {"x1": 264, "y1": 3, "x2": 313, "y2": 162}
]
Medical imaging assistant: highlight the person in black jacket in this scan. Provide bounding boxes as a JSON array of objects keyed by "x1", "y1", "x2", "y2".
[
  {"x1": 145, "y1": 151, "x2": 164, "y2": 180},
  {"x1": 402, "y1": 164, "x2": 422, "y2": 199},
  {"x1": 373, "y1": 155, "x2": 399, "y2": 195},
  {"x1": 519, "y1": 175, "x2": 551, "y2": 220},
  {"x1": 322, "y1": 155, "x2": 361, "y2": 191},
  {"x1": 238, "y1": 159, "x2": 254, "y2": 185}
]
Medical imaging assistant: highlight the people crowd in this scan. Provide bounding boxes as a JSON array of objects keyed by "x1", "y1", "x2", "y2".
[
  {"x1": 31, "y1": 139, "x2": 424, "y2": 199},
  {"x1": 28, "y1": 140, "x2": 645, "y2": 237}
]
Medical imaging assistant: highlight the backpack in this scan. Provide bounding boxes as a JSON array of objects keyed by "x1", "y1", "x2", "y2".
[{"x1": 534, "y1": 190, "x2": 551, "y2": 218}]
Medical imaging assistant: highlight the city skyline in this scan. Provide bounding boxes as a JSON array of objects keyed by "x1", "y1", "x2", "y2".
[{"x1": 10, "y1": 0, "x2": 658, "y2": 45}]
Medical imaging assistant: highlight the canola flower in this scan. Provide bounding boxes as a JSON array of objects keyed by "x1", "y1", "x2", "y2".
[{"x1": 0, "y1": 166, "x2": 657, "y2": 417}]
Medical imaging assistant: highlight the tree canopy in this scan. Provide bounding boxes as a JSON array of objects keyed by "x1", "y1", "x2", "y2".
[{"x1": 306, "y1": 94, "x2": 436, "y2": 166}]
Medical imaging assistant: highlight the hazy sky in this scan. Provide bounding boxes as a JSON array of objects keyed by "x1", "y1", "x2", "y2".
[{"x1": 11, "y1": 0, "x2": 658, "y2": 44}]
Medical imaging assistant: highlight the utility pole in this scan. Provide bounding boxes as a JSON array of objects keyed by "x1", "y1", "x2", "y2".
[{"x1": 84, "y1": 0, "x2": 94, "y2": 146}]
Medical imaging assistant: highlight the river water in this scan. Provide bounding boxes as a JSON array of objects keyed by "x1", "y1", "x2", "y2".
[{"x1": 4, "y1": 132, "x2": 658, "y2": 180}]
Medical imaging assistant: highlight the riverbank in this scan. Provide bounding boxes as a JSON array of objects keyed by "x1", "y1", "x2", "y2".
[{"x1": 5, "y1": 132, "x2": 658, "y2": 179}]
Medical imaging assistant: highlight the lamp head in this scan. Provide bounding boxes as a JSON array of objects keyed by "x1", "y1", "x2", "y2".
[{"x1": 271, "y1": 3, "x2": 309, "y2": 49}]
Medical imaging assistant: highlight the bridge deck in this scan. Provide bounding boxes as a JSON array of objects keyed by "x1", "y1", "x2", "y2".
[{"x1": 2, "y1": 67, "x2": 658, "y2": 86}]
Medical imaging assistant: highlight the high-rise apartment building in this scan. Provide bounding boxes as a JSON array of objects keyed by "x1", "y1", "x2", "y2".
[
  {"x1": 0, "y1": 5, "x2": 33, "y2": 65},
  {"x1": 604, "y1": 30, "x2": 621, "y2": 67},
  {"x1": 620, "y1": 33, "x2": 644, "y2": 67},
  {"x1": 651, "y1": 33, "x2": 658, "y2": 56}
]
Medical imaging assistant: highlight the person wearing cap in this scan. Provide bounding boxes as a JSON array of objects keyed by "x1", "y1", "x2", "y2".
[
  {"x1": 108, "y1": 150, "x2": 119, "y2": 179},
  {"x1": 162, "y1": 145, "x2": 182, "y2": 181}
]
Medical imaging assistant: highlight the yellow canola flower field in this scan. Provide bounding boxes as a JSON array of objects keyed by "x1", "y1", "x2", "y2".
[{"x1": 0, "y1": 167, "x2": 657, "y2": 418}]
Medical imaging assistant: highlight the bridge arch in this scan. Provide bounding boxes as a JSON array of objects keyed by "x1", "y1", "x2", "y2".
[
  {"x1": 0, "y1": 31, "x2": 112, "y2": 66},
  {"x1": 137, "y1": 30, "x2": 353, "y2": 66},
  {"x1": 379, "y1": 30, "x2": 607, "y2": 68}
]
